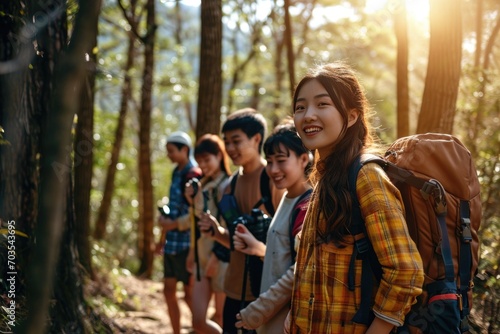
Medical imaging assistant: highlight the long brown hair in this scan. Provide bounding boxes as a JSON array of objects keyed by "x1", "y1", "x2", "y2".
[
  {"x1": 293, "y1": 62, "x2": 377, "y2": 242},
  {"x1": 194, "y1": 134, "x2": 232, "y2": 180}
]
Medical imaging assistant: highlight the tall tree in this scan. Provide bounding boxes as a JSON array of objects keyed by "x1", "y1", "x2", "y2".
[
  {"x1": 284, "y1": 0, "x2": 295, "y2": 96},
  {"x1": 74, "y1": 20, "x2": 98, "y2": 280},
  {"x1": 136, "y1": 0, "x2": 156, "y2": 277},
  {"x1": 196, "y1": 0, "x2": 222, "y2": 138},
  {"x1": 173, "y1": 1, "x2": 196, "y2": 132},
  {"x1": 394, "y1": 0, "x2": 410, "y2": 137},
  {"x1": 117, "y1": 0, "x2": 156, "y2": 278},
  {"x1": 474, "y1": 0, "x2": 484, "y2": 68},
  {"x1": 0, "y1": 1, "x2": 39, "y2": 279},
  {"x1": 284, "y1": 0, "x2": 295, "y2": 97},
  {"x1": 416, "y1": 0, "x2": 462, "y2": 134},
  {"x1": 20, "y1": 0, "x2": 102, "y2": 332}
]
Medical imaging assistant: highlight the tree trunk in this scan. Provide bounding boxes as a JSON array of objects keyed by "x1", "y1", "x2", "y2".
[
  {"x1": 284, "y1": 0, "x2": 295, "y2": 98},
  {"x1": 395, "y1": 0, "x2": 410, "y2": 137},
  {"x1": 272, "y1": 36, "x2": 284, "y2": 128},
  {"x1": 416, "y1": 0, "x2": 462, "y2": 134},
  {"x1": 94, "y1": 32, "x2": 136, "y2": 240},
  {"x1": 196, "y1": 0, "x2": 222, "y2": 139},
  {"x1": 474, "y1": 0, "x2": 483, "y2": 68},
  {"x1": 74, "y1": 33, "x2": 98, "y2": 280},
  {"x1": 49, "y1": 171, "x2": 92, "y2": 332},
  {"x1": 137, "y1": 0, "x2": 156, "y2": 278},
  {"x1": 22, "y1": 0, "x2": 102, "y2": 331},
  {"x1": 0, "y1": 1, "x2": 39, "y2": 282},
  {"x1": 174, "y1": 1, "x2": 196, "y2": 132},
  {"x1": 0, "y1": 7, "x2": 37, "y2": 332}
]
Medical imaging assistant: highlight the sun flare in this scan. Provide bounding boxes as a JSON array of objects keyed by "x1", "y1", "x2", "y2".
[
  {"x1": 405, "y1": 0, "x2": 430, "y2": 22},
  {"x1": 366, "y1": 0, "x2": 430, "y2": 22}
]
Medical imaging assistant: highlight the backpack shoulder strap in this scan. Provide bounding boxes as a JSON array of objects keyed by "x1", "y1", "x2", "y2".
[
  {"x1": 253, "y1": 169, "x2": 275, "y2": 216},
  {"x1": 347, "y1": 154, "x2": 383, "y2": 326},
  {"x1": 289, "y1": 188, "x2": 312, "y2": 262},
  {"x1": 229, "y1": 172, "x2": 238, "y2": 195}
]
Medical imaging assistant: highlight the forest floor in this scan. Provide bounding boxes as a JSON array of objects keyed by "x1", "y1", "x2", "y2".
[
  {"x1": 91, "y1": 272, "x2": 203, "y2": 334},
  {"x1": 90, "y1": 270, "x2": 493, "y2": 334}
]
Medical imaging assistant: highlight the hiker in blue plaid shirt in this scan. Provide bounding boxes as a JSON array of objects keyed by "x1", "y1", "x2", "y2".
[{"x1": 155, "y1": 131, "x2": 201, "y2": 334}]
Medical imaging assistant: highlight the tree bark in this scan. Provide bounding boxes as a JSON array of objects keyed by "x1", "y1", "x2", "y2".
[
  {"x1": 0, "y1": 10, "x2": 35, "y2": 332},
  {"x1": 0, "y1": 1, "x2": 39, "y2": 279},
  {"x1": 395, "y1": 0, "x2": 410, "y2": 137},
  {"x1": 474, "y1": 0, "x2": 483, "y2": 68},
  {"x1": 196, "y1": 0, "x2": 222, "y2": 139},
  {"x1": 416, "y1": 0, "x2": 462, "y2": 134},
  {"x1": 22, "y1": 0, "x2": 102, "y2": 331},
  {"x1": 175, "y1": 1, "x2": 196, "y2": 132},
  {"x1": 271, "y1": 5, "x2": 285, "y2": 128},
  {"x1": 284, "y1": 0, "x2": 295, "y2": 98},
  {"x1": 49, "y1": 171, "x2": 92, "y2": 332},
  {"x1": 74, "y1": 29, "x2": 98, "y2": 280},
  {"x1": 137, "y1": 0, "x2": 156, "y2": 278}
]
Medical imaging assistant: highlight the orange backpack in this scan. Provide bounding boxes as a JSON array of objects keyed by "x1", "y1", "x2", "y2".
[{"x1": 348, "y1": 133, "x2": 481, "y2": 334}]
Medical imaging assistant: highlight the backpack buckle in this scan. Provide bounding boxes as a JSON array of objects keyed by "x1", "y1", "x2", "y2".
[
  {"x1": 461, "y1": 217, "x2": 472, "y2": 243},
  {"x1": 355, "y1": 236, "x2": 370, "y2": 256},
  {"x1": 419, "y1": 181, "x2": 434, "y2": 200},
  {"x1": 427, "y1": 180, "x2": 447, "y2": 216}
]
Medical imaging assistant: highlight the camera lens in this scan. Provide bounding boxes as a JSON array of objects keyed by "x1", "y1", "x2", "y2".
[
  {"x1": 249, "y1": 209, "x2": 270, "y2": 243},
  {"x1": 158, "y1": 205, "x2": 171, "y2": 218}
]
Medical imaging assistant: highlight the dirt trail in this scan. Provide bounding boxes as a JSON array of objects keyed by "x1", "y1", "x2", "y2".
[{"x1": 111, "y1": 275, "x2": 196, "y2": 334}]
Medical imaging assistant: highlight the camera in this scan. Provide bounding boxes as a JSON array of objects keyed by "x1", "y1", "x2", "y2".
[
  {"x1": 186, "y1": 178, "x2": 200, "y2": 197},
  {"x1": 158, "y1": 204, "x2": 171, "y2": 218},
  {"x1": 228, "y1": 208, "x2": 272, "y2": 250}
]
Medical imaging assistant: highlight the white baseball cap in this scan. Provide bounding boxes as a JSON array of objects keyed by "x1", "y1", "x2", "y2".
[{"x1": 166, "y1": 131, "x2": 192, "y2": 147}]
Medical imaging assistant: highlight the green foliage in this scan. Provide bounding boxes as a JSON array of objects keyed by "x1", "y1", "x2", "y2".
[
  {"x1": 88, "y1": 240, "x2": 140, "y2": 319},
  {"x1": 455, "y1": 3, "x2": 500, "y2": 327},
  {"x1": 91, "y1": 105, "x2": 173, "y2": 276}
]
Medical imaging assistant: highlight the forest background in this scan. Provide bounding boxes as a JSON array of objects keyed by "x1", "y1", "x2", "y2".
[{"x1": 0, "y1": 0, "x2": 499, "y2": 333}]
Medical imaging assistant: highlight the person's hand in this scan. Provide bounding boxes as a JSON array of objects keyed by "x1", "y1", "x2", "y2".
[
  {"x1": 158, "y1": 215, "x2": 177, "y2": 232},
  {"x1": 235, "y1": 313, "x2": 250, "y2": 330},
  {"x1": 154, "y1": 242, "x2": 164, "y2": 255},
  {"x1": 198, "y1": 212, "x2": 218, "y2": 238},
  {"x1": 184, "y1": 178, "x2": 201, "y2": 207},
  {"x1": 283, "y1": 310, "x2": 291, "y2": 334},
  {"x1": 233, "y1": 224, "x2": 266, "y2": 257}
]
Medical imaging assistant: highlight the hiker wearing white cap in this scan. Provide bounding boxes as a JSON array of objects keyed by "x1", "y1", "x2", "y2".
[
  {"x1": 155, "y1": 130, "x2": 202, "y2": 334},
  {"x1": 167, "y1": 131, "x2": 192, "y2": 147}
]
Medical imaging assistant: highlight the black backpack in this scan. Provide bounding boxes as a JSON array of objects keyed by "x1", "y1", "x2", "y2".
[{"x1": 288, "y1": 189, "x2": 312, "y2": 263}]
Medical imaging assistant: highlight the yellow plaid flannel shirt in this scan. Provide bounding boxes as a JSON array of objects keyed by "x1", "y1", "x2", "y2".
[{"x1": 290, "y1": 163, "x2": 424, "y2": 333}]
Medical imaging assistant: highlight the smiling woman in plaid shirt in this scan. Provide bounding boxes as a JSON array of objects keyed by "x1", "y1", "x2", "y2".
[{"x1": 285, "y1": 62, "x2": 424, "y2": 334}]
